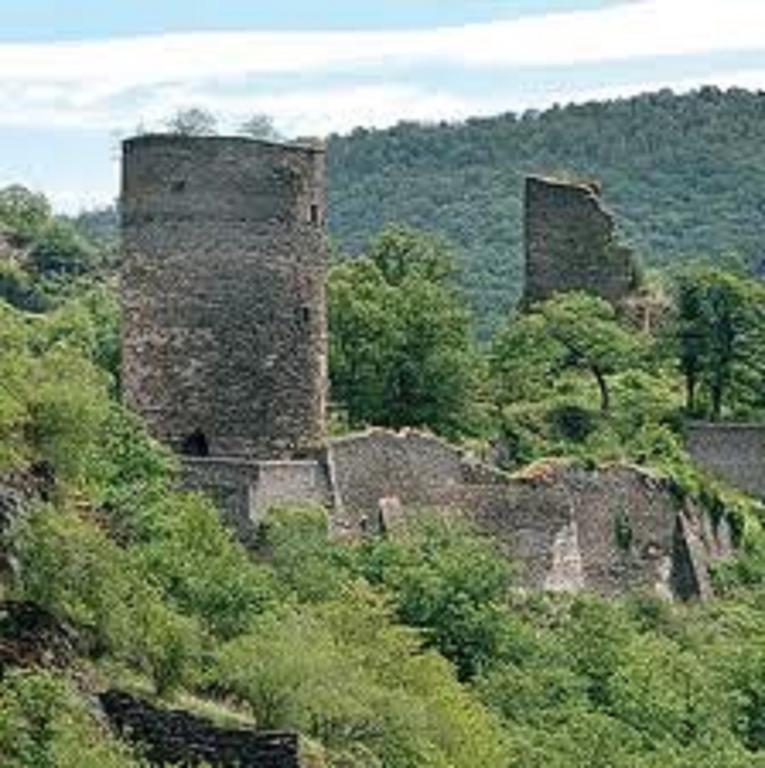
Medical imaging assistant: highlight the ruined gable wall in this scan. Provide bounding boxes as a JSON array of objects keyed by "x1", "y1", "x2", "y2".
[
  {"x1": 121, "y1": 135, "x2": 327, "y2": 460},
  {"x1": 686, "y1": 423, "x2": 765, "y2": 499},
  {"x1": 524, "y1": 175, "x2": 638, "y2": 305}
]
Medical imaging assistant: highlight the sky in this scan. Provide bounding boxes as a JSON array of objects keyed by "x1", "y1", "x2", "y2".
[{"x1": 2, "y1": 0, "x2": 765, "y2": 212}]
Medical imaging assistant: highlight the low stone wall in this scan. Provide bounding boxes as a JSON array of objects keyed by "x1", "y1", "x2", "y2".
[
  {"x1": 182, "y1": 458, "x2": 332, "y2": 544},
  {"x1": 326, "y1": 428, "x2": 507, "y2": 533},
  {"x1": 100, "y1": 690, "x2": 305, "y2": 767},
  {"x1": 324, "y1": 432, "x2": 731, "y2": 600},
  {"x1": 686, "y1": 423, "x2": 765, "y2": 499},
  {"x1": 182, "y1": 430, "x2": 735, "y2": 601}
]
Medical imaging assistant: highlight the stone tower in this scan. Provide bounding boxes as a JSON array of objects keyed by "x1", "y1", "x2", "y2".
[
  {"x1": 524, "y1": 175, "x2": 638, "y2": 305},
  {"x1": 121, "y1": 134, "x2": 327, "y2": 459}
]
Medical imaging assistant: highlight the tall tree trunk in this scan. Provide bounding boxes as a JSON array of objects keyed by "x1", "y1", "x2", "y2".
[
  {"x1": 686, "y1": 373, "x2": 697, "y2": 413},
  {"x1": 593, "y1": 368, "x2": 610, "y2": 413}
]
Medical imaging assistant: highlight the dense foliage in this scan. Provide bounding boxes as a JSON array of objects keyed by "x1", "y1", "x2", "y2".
[
  {"x1": 74, "y1": 88, "x2": 765, "y2": 332},
  {"x1": 2, "y1": 111, "x2": 765, "y2": 764},
  {"x1": 328, "y1": 86, "x2": 765, "y2": 331},
  {"x1": 329, "y1": 226, "x2": 486, "y2": 437}
]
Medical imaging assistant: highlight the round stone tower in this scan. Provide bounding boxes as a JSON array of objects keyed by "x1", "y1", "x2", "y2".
[{"x1": 121, "y1": 134, "x2": 327, "y2": 459}]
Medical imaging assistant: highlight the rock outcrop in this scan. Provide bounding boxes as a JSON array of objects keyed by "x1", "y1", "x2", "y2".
[{"x1": 100, "y1": 690, "x2": 307, "y2": 768}]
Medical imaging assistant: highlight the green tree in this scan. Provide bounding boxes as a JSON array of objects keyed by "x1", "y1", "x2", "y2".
[
  {"x1": 329, "y1": 226, "x2": 484, "y2": 437},
  {"x1": 493, "y1": 292, "x2": 644, "y2": 413},
  {"x1": 671, "y1": 269, "x2": 765, "y2": 418}
]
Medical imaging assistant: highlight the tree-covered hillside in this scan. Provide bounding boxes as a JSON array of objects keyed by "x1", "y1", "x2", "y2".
[{"x1": 328, "y1": 86, "x2": 765, "y2": 329}]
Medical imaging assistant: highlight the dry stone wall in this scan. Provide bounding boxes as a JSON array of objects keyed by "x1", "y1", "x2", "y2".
[
  {"x1": 100, "y1": 690, "x2": 305, "y2": 767},
  {"x1": 686, "y1": 423, "x2": 765, "y2": 499},
  {"x1": 121, "y1": 135, "x2": 328, "y2": 460},
  {"x1": 524, "y1": 175, "x2": 639, "y2": 305}
]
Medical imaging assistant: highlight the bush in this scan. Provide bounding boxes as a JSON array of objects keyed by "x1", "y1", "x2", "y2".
[{"x1": 0, "y1": 669, "x2": 141, "y2": 767}]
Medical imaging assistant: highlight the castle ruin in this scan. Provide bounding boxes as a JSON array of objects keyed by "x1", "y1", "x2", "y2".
[
  {"x1": 121, "y1": 134, "x2": 327, "y2": 460},
  {"x1": 523, "y1": 175, "x2": 639, "y2": 305},
  {"x1": 119, "y1": 140, "x2": 739, "y2": 601}
]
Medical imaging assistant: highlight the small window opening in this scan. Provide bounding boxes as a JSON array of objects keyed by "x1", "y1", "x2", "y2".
[
  {"x1": 309, "y1": 204, "x2": 320, "y2": 225},
  {"x1": 182, "y1": 430, "x2": 209, "y2": 457},
  {"x1": 170, "y1": 179, "x2": 187, "y2": 194},
  {"x1": 299, "y1": 305, "x2": 311, "y2": 324}
]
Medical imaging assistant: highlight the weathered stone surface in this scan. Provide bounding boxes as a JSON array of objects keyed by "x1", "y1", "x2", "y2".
[
  {"x1": 0, "y1": 467, "x2": 53, "y2": 587},
  {"x1": 0, "y1": 601, "x2": 79, "y2": 670},
  {"x1": 100, "y1": 690, "x2": 305, "y2": 767},
  {"x1": 459, "y1": 463, "x2": 715, "y2": 600},
  {"x1": 181, "y1": 457, "x2": 332, "y2": 545},
  {"x1": 320, "y1": 430, "x2": 728, "y2": 600},
  {"x1": 326, "y1": 428, "x2": 507, "y2": 535},
  {"x1": 524, "y1": 175, "x2": 639, "y2": 305},
  {"x1": 121, "y1": 134, "x2": 328, "y2": 460},
  {"x1": 686, "y1": 422, "x2": 765, "y2": 499}
]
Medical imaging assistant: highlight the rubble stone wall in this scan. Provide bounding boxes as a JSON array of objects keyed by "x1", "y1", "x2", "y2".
[
  {"x1": 524, "y1": 175, "x2": 639, "y2": 305},
  {"x1": 121, "y1": 135, "x2": 328, "y2": 460},
  {"x1": 100, "y1": 690, "x2": 304, "y2": 768}
]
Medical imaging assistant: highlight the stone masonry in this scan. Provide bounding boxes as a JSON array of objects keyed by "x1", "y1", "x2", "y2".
[
  {"x1": 121, "y1": 134, "x2": 328, "y2": 460},
  {"x1": 119, "y1": 139, "x2": 737, "y2": 602},
  {"x1": 100, "y1": 690, "x2": 306, "y2": 767},
  {"x1": 524, "y1": 175, "x2": 639, "y2": 305},
  {"x1": 686, "y1": 423, "x2": 765, "y2": 499}
]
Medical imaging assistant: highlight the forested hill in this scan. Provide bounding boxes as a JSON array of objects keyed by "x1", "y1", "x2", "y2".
[{"x1": 327, "y1": 86, "x2": 765, "y2": 329}]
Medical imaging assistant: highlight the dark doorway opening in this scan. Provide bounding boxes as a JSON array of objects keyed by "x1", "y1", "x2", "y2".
[
  {"x1": 309, "y1": 204, "x2": 320, "y2": 225},
  {"x1": 182, "y1": 430, "x2": 209, "y2": 457}
]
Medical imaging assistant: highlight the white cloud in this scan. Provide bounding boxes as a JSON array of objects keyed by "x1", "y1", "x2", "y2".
[{"x1": 0, "y1": 0, "x2": 763, "y2": 128}]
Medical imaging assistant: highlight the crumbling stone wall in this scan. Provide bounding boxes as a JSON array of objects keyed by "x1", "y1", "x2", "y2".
[
  {"x1": 458, "y1": 462, "x2": 728, "y2": 600},
  {"x1": 524, "y1": 175, "x2": 639, "y2": 305},
  {"x1": 686, "y1": 423, "x2": 765, "y2": 499},
  {"x1": 182, "y1": 457, "x2": 331, "y2": 545},
  {"x1": 326, "y1": 429, "x2": 506, "y2": 534},
  {"x1": 325, "y1": 430, "x2": 727, "y2": 600},
  {"x1": 121, "y1": 135, "x2": 328, "y2": 460},
  {"x1": 100, "y1": 690, "x2": 305, "y2": 767}
]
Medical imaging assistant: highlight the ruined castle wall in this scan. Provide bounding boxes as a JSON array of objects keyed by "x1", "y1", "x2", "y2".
[
  {"x1": 250, "y1": 460, "x2": 332, "y2": 514},
  {"x1": 524, "y1": 175, "x2": 638, "y2": 305},
  {"x1": 327, "y1": 429, "x2": 491, "y2": 530},
  {"x1": 686, "y1": 423, "x2": 765, "y2": 499},
  {"x1": 121, "y1": 135, "x2": 327, "y2": 460},
  {"x1": 325, "y1": 435, "x2": 718, "y2": 600},
  {"x1": 182, "y1": 457, "x2": 332, "y2": 544},
  {"x1": 181, "y1": 458, "x2": 260, "y2": 544}
]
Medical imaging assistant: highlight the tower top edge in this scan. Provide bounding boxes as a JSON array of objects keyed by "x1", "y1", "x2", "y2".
[{"x1": 122, "y1": 133, "x2": 326, "y2": 154}]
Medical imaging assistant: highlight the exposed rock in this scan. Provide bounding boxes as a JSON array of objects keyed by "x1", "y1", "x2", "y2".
[
  {"x1": 100, "y1": 690, "x2": 307, "y2": 767},
  {"x1": 0, "y1": 601, "x2": 79, "y2": 671}
]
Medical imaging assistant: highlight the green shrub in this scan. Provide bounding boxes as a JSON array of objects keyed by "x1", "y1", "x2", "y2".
[{"x1": 0, "y1": 669, "x2": 141, "y2": 767}]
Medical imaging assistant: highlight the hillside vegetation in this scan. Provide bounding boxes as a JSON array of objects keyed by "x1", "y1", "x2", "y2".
[
  {"x1": 1, "y1": 95, "x2": 765, "y2": 765},
  {"x1": 328, "y1": 86, "x2": 765, "y2": 329}
]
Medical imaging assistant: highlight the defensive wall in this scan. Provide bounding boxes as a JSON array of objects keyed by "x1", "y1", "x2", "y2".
[{"x1": 184, "y1": 429, "x2": 732, "y2": 601}]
